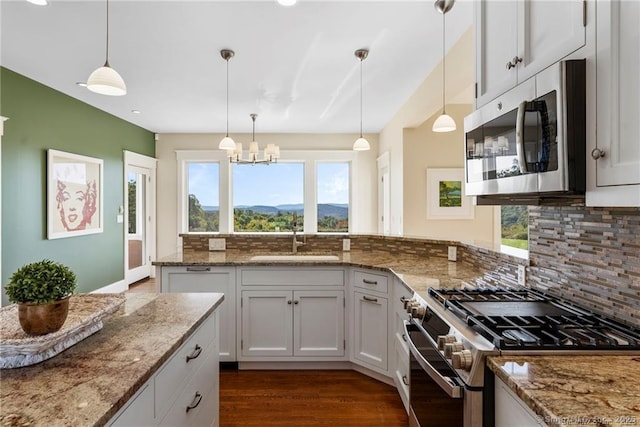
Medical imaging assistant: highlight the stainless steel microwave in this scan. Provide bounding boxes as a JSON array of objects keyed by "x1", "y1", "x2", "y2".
[{"x1": 463, "y1": 60, "x2": 586, "y2": 205}]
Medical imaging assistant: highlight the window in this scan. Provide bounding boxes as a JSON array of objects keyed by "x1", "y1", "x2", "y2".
[
  {"x1": 233, "y1": 163, "x2": 304, "y2": 232},
  {"x1": 317, "y1": 162, "x2": 349, "y2": 232},
  {"x1": 187, "y1": 162, "x2": 219, "y2": 232},
  {"x1": 500, "y1": 205, "x2": 528, "y2": 256}
]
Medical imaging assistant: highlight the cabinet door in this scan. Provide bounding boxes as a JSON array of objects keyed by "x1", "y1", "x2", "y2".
[
  {"x1": 495, "y1": 376, "x2": 546, "y2": 427},
  {"x1": 353, "y1": 291, "x2": 388, "y2": 371},
  {"x1": 595, "y1": 0, "x2": 640, "y2": 188},
  {"x1": 293, "y1": 290, "x2": 344, "y2": 357},
  {"x1": 517, "y1": 0, "x2": 586, "y2": 83},
  {"x1": 161, "y1": 266, "x2": 236, "y2": 362},
  {"x1": 108, "y1": 382, "x2": 154, "y2": 426},
  {"x1": 241, "y1": 291, "x2": 292, "y2": 357},
  {"x1": 475, "y1": 0, "x2": 518, "y2": 107}
]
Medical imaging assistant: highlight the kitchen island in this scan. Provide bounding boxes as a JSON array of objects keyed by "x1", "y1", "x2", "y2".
[
  {"x1": 0, "y1": 292, "x2": 224, "y2": 426},
  {"x1": 487, "y1": 355, "x2": 640, "y2": 427}
]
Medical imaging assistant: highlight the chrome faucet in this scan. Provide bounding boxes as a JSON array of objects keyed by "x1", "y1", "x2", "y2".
[{"x1": 291, "y1": 212, "x2": 305, "y2": 253}]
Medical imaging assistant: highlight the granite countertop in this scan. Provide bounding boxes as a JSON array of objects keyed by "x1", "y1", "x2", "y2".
[
  {"x1": 153, "y1": 249, "x2": 483, "y2": 298},
  {"x1": 487, "y1": 355, "x2": 640, "y2": 427},
  {"x1": 0, "y1": 292, "x2": 224, "y2": 427}
]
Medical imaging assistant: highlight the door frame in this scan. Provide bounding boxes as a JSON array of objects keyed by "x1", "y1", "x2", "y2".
[{"x1": 124, "y1": 150, "x2": 157, "y2": 285}]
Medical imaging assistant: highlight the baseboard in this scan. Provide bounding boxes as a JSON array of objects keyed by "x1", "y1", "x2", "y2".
[{"x1": 91, "y1": 280, "x2": 127, "y2": 294}]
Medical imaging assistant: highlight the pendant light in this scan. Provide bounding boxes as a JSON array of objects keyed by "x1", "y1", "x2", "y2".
[
  {"x1": 219, "y1": 49, "x2": 237, "y2": 151},
  {"x1": 353, "y1": 48, "x2": 370, "y2": 151},
  {"x1": 432, "y1": 0, "x2": 456, "y2": 133},
  {"x1": 87, "y1": 0, "x2": 126, "y2": 96}
]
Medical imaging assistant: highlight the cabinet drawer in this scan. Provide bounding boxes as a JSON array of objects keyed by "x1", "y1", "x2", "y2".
[
  {"x1": 155, "y1": 313, "x2": 216, "y2": 416},
  {"x1": 240, "y1": 268, "x2": 344, "y2": 286},
  {"x1": 159, "y1": 345, "x2": 218, "y2": 426},
  {"x1": 353, "y1": 270, "x2": 388, "y2": 294}
]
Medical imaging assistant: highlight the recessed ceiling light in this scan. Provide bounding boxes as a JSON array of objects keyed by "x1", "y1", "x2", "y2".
[
  {"x1": 131, "y1": 110, "x2": 141, "y2": 114},
  {"x1": 25, "y1": 0, "x2": 48, "y2": 5},
  {"x1": 277, "y1": 0, "x2": 297, "y2": 6},
  {"x1": 76, "y1": 82, "x2": 88, "y2": 87}
]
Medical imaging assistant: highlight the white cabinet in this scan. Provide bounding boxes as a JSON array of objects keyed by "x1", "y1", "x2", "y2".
[
  {"x1": 109, "y1": 311, "x2": 219, "y2": 427},
  {"x1": 475, "y1": 0, "x2": 586, "y2": 107},
  {"x1": 160, "y1": 266, "x2": 236, "y2": 361},
  {"x1": 239, "y1": 267, "x2": 346, "y2": 360},
  {"x1": 588, "y1": 0, "x2": 640, "y2": 205},
  {"x1": 353, "y1": 291, "x2": 388, "y2": 372},
  {"x1": 241, "y1": 290, "x2": 345, "y2": 358},
  {"x1": 391, "y1": 279, "x2": 412, "y2": 413},
  {"x1": 495, "y1": 376, "x2": 547, "y2": 427}
]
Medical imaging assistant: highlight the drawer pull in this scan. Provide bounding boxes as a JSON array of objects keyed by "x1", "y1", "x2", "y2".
[
  {"x1": 402, "y1": 334, "x2": 407, "y2": 342},
  {"x1": 186, "y1": 391, "x2": 202, "y2": 413},
  {"x1": 186, "y1": 267, "x2": 211, "y2": 272},
  {"x1": 363, "y1": 296, "x2": 378, "y2": 303},
  {"x1": 362, "y1": 279, "x2": 378, "y2": 285},
  {"x1": 402, "y1": 375, "x2": 409, "y2": 386},
  {"x1": 186, "y1": 344, "x2": 202, "y2": 362}
]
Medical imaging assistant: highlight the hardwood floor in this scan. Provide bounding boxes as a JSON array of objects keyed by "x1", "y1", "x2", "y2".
[
  {"x1": 220, "y1": 370, "x2": 408, "y2": 426},
  {"x1": 126, "y1": 277, "x2": 156, "y2": 292}
]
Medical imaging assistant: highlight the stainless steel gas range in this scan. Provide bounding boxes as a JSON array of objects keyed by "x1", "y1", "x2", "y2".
[{"x1": 403, "y1": 286, "x2": 640, "y2": 427}]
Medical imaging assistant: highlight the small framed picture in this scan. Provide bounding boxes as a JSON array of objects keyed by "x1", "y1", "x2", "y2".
[
  {"x1": 47, "y1": 149, "x2": 104, "y2": 239},
  {"x1": 426, "y1": 168, "x2": 474, "y2": 220}
]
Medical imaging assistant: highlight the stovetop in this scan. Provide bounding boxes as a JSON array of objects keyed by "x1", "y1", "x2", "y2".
[{"x1": 427, "y1": 287, "x2": 640, "y2": 351}]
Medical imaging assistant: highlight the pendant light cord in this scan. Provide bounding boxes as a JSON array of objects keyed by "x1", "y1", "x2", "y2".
[
  {"x1": 104, "y1": 0, "x2": 110, "y2": 66},
  {"x1": 226, "y1": 58, "x2": 230, "y2": 137},
  {"x1": 441, "y1": 11, "x2": 446, "y2": 115},
  {"x1": 359, "y1": 57, "x2": 363, "y2": 138}
]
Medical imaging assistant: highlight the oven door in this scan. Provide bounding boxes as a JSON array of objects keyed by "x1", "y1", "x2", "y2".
[{"x1": 406, "y1": 321, "x2": 464, "y2": 427}]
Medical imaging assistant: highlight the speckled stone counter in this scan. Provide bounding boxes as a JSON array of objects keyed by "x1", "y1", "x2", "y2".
[
  {"x1": 487, "y1": 355, "x2": 640, "y2": 427},
  {"x1": 153, "y1": 249, "x2": 483, "y2": 297},
  {"x1": 0, "y1": 292, "x2": 224, "y2": 427}
]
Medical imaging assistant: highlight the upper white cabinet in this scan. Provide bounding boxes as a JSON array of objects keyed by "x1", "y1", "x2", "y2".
[
  {"x1": 475, "y1": 0, "x2": 586, "y2": 107},
  {"x1": 588, "y1": 0, "x2": 640, "y2": 205}
]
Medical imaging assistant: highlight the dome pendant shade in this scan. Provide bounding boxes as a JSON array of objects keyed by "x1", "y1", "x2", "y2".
[
  {"x1": 87, "y1": 63, "x2": 126, "y2": 96},
  {"x1": 432, "y1": 113, "x2": 457, "y2": 132},
  {"x1": 353, "y1": 137, "x2": 370, "y2": 151},
  {"x1": 219, "y1": 136, "x2": 236, "y2": 150}
]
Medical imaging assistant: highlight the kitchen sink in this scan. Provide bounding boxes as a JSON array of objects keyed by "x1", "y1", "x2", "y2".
[{"x1": 250, "y1": 254, "x2": 339, "y2": 261}]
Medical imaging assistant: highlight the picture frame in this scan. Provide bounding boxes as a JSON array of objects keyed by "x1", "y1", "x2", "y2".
[
  {"x1": 47, "y1": 149, "x2": 104, "y2": 239},
  {"x1": 426, "y1": 168, "x2": 474, "y2": 220}
]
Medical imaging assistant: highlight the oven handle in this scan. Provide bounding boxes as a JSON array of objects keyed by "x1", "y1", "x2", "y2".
[{"x1": 404, "y1": 323, "x2": 464, "y2": 399}]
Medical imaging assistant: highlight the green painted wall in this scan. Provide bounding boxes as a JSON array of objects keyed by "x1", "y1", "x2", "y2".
[{"x1": 1, "y1": 67, "x2": 155, "y2": 304}]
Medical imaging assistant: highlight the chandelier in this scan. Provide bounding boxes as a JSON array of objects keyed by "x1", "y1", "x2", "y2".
[{"x1": 227, "y1": 114, "x2": 280, "y2": 165}]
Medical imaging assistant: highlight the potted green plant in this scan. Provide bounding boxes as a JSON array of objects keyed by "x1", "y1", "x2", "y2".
[{"x1": 5, "y1": 259, "x2": 77, "y2": 335}]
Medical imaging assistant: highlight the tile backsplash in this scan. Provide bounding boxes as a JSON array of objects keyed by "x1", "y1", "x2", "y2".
[
  {"x1": 180, "y1": 206, "x2": 639, "y2": 327},
  {"x1": 528, "y1": 206, "x2": 639, "y2": 327}
]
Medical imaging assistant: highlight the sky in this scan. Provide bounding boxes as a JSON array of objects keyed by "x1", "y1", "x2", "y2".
[{"x1": 188, "y1": 162, "x2": 349, "y2": 207}]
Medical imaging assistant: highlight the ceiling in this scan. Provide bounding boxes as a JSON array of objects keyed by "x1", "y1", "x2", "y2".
[{"x1": 0, "y1": 0, "x2": 473, "y2": 134}]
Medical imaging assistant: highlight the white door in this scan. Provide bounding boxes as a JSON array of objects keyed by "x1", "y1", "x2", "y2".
[
  {"x1": 353, "y1": 291, "x2": 388, "y2": 371},
  {"x1": 124, "y1": 151, "x2": 156, "y2": 286},
  {"x1": 241, "y1": 290, "x2": 293, "y2": 357},
  {"x1": 293, "y1": 290, "x2": 344, "y2": 357}
]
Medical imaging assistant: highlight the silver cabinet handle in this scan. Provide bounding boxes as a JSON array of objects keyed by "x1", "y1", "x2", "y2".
[
  {"x1": 287, "y1": 300, "x2": 292, "y2": 305},
  {"x1": 186, "y1": 267, "x2": 210, "y2": 272},
  {"x1": 186, "y1": 392, "x2": 202, "y2": 413},
  {"x1": 294, "y1": 300, "x2": 299, "y2": 305},
  {"x1": 591, "y1": 148, "x2": 606, "y2": 160},
  {"x1": 363, "y1": 296, "x2": 378, "y2": 303},
  {"x1": 186, "y1": 344, "x2": 202, "y2": 362},
  {"x1": 402, "y1": 375, "x2": 409, "y2": 386},
  {"x1": 402, "y1": 334, "x2": 407, "y2": 342},
  {"x1": 362, "y1": 279, "x2": 378, "y2": 285}
]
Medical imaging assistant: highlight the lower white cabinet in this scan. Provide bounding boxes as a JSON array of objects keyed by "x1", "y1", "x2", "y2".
[
  {"x1": 495, "y1": 375, "x2": 546, "y2": 427},
  {"x1": 353, "y1": 291, "x2": 388, "y2": 372},
  {"x1": 391, "y1": 279, "x2": 412, "y2": 412},
  {"x1": 109, "y1": 311, "x2": 219, "y2": 427},
  {"x1": 241, "y1": 289, "x2": 345, "y2": 358},
  {"x1": 160, "y1": 266, "x2": 236, "y2": 361}
]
